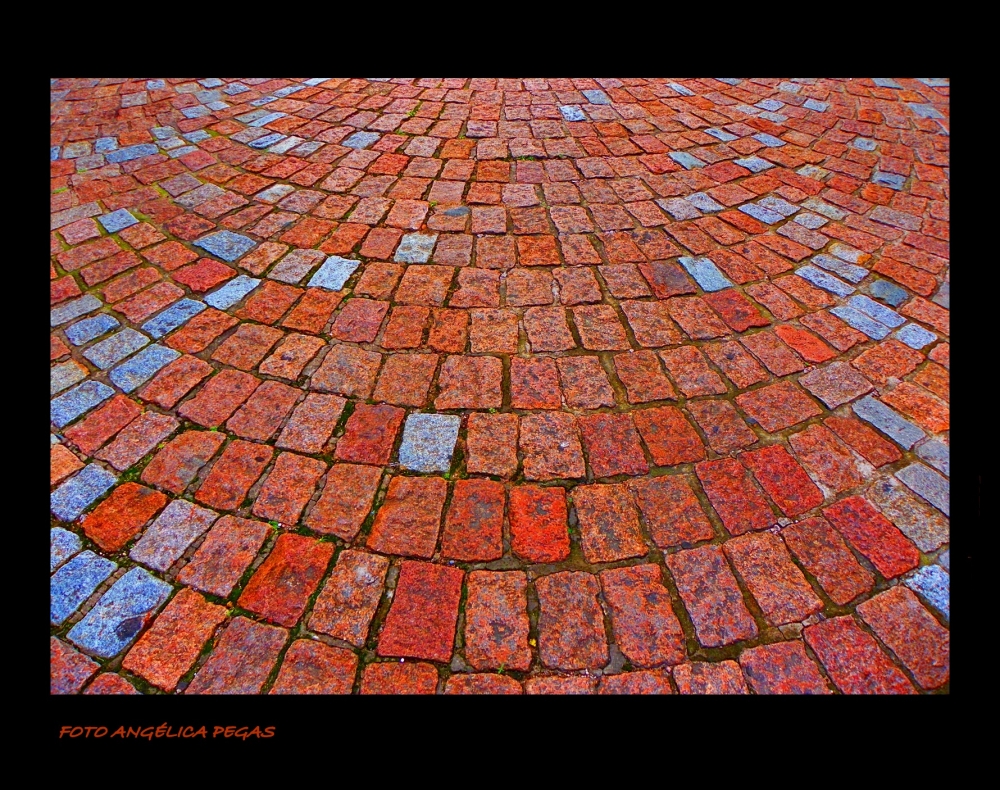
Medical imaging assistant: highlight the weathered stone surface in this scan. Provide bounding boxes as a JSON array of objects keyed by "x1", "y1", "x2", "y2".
[
  {"x1": 377, "y1": 560, "x2": 464, "y2": 662},
  {"x1": 310, "y1": 550, "x2": 390, "y2": 647},
  {"x1": 464, "y1": 570, "x2": 532, "y2": 671},
  {"x1": 535, "y1": 571, "x2": 609, "y2": 670}
]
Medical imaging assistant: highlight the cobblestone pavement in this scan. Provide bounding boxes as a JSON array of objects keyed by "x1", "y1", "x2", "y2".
[{"x1": 50, "y1": 78, "x2": 949, "y2": 695}]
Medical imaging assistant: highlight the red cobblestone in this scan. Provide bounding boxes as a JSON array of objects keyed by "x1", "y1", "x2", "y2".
[
  {"x1": 804, "y1": 615, "x2": 917, "y2": 694},
  {"x1": 781, "y1": 517, "x2": 874, "y2": 606},
  {"x1": 510, "y1": 356, "x2": 562, "y2": 410},
  {"x1": 435, "y1": 355, "x2": 503, "y2": 409},
  {"x1": 360, "y1": 662, "x2": 438, "y2": 694},
  {"x1": 444, "y1": 674, "x2": 523, "y2": 694},
  {"x1": 164, "y1": 308, "x2": 238, "y2": 354},
  {"x1": 177, "y1": 515, "x2": 270, "y2": 598},
  {"x1": 857, "y1": 586, "x2": 949, "y2": 689},
  {"x1": 81, "y1": 482, "x2": 167, "y2": 553},
  {"x1": 572, "y1": 483, "x2": 648, "y2": 564},
  {"x1": 665, "y1": 545, "x2": 758, "y2": 648},
  {"x1": 736, "y1": 381, "x2": 821, "y2": 433},
  {"x1": 238, "y1": 532, "x2": 334, "y2": 627},
  {"x1": 823, "y1": 496, "x2": 919, "y2": 579},
  {"x1": 738, "y1": 641, "x2": 830, "y2": 695},
  {"x1": 464, "y1": 570, "x2": 532, "y2": 671},
  {"x1": 600, "y1": 564, "x2": 685, "y2": 667},
  {"x1": 519, "y1": 412, "x2": 586, "y2": 481},
  {"x1": 139, "y1": 355, "x2": 213, "y2": 409},
  {"x1": 824, "y1": 414, "x2": 902, "y2": 467},
  {"x1": 702, "y1": 289, "x2": 770, "y2": 332},
  {"x1": 851, "y1": 339, "x2": 924, "y2": 385},
  {"x1": 556, "y1": 356, "x2": 616, "y2": 409},
  {"x1": 466, "y1": 412, "x2": 519, "y2": 478},
  {"x1": 528, "y1": 676, "x2": 597, "y2": 694},
  {"x1": 578, "y1": 413, "x2": 649, "y2": 478},
  {"x1": 441, "y1": 479, "x2": 505, "y2": 562},
  {"x1": 310, "y1": 344, "x2": 382, "y2": 398},
  {"x1": 185, "y1": 617, "x2": 287, "y2": 695},
  {"x1": 64, "y1": 394, "x2": 142, "y2": 456},
  {"x1": 377, "y1": 560, "x2": 463, "y2": 662},
  {"x1": 788, "y1": 424, "x2": 867, "y2": 494},
  {"x1": 51, "y1": 637, "x2": 99, "y2": 695},
  {"x1": 613, "y1": 350, "x2": 677, "y2": 404},
  {"x1": 269, "y1": 640, "x2": 358, "y2": 695},
  {"x1": 123, "y1": 588, "x2": 227, "y2": 693},
  {"x1": 309, "y1": 549, "x2": 390, "y2": 647},
  {"x1": 226, "y1": 379, "x2": 300, "y2": 442},
  {"x1": 195, "y1": 440, "x2": 272, "y2": 512},
  {"x1": 509, "y1": 485, "x2": 570, "y2": 563},
  {"x1": 535, "y1": 571, "x2": 609, "y2": 670},
  {"x1": 305, "y1": 463, "x2": 382, "y2": 540},
  {"x1": 673, "y1": 661, "x2": 748, "y2": 694},
  {"x1": 723, "y1": 531, "x2": 823, "y2": 625},
  {"x1": 177, "y1": 369, "x2": 260, "y2": 428},
  {"x1": 50, "y1": 444, "x2": 83, "y2": 486},
  {"x1": 741, "y1": 443, "x2": 824, "y2": 518},
  {"x1": 252, "y1": 452, "x2": 326, "y2": 526},
  {"x1": 367, "y1": 476, "x2": 448, "y2": 559},
  {"x1": 334, "y1": 404, "x2": 404, "y2": 466},
  {"x1": 141, "y1": 430, "x2": 226, "y2": 494}
]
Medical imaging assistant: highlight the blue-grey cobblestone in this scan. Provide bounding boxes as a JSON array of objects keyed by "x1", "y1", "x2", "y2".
[
  {"x1": 734, "y1": 156, "x2": 773, "y2": 173},
  {"x1": 829, "y1": 306, "x2": 890, "y2": 339},
  {"x1": 51, "y1": 551, "x2": 117, "y2": 626},
  {"x1": 686, "y1": 193, "x2": 725, "y2": 213},
  {"x1": 83, "y1": 328, "x2": 149, "y2": 370},
  {"x1": 656, "y1": 198, "x2": 701, "y2": 221},
  {"x1": 908, "y1": 102, "x2": 944, "y2": 119},
  {"x1": 51, "y1": 527, "x2": 82, "y2": 572},
  {"x1": 141, "y1": 299, "x2": 207, "y2": 338},
  {"x1": 847, "y1": 294, "x2": 905, "y2": 328},
  {"x1": 872, "y1": 78, "x2": 901, "y2": 88},
  {"x1": 343, "y1": 131, "x2": 381, "y2": 149},
  {"x1": 916, "y1": 439, "x2": 949, "y2": 477},
  {"x1": 896, "y1": 462, "x2": 949, "y2": 516},
  {"x1": 801, "y1": 197, "x2": 846, "y2": 220},
  {"x1": 852, "y1": 396, "x2": 924, "y2": 450},
  {"x1": 105, "y1": 143, "x2": 159, "y2": 163},
  {"x1": 97, "y1": 208, "x2": 139, "y2": 233},
  {"x1": 932, "y1": 282, "x2": 949, "y2": 309},
  {"x1": 869, "y1": 279, "x2": 909, "y2": 307},
  {"x1": 51, "y1": 381, "x2": 115, "y2": 428},
  {"x1": 559, "y1": 105, "x2": 586, "y2": 122},
  {"x1": 249, "y1": 111, "x2": 287, "y2": 128},
  {"x1": 894, "y1": 323, "x2": 937, "y2": 350},
  {"x1": 757, "y1": 196, "x2": 799, "y2": 217},
  {"x1": 395, "y1": 233, "x2": 438, "y2": 263},
  {"x1": 704, "y1": 128, "x2": 737, "y2": 142},
  {"x1": 582, "y1": 89, "x2": 611, "y2": 104},
  {"x1": 307, "y1": 256, "x2": 360, "y2": 290},
  {"x1": 668, "y1": 82, "x2": 694, "y2": 96},
  {"x1": 904, "y1": 565, "x2": 949, "y2": 622},
  {"x1": 51, "y1": 463, "x2": 118, "y2": 522},
  {"x1": 194, "y1": 230, "x2": 256, "y2": 262},
  {"x1": 223, "y1": 82, "x2": 250, "y2": 95},
  {"x1": 678, "y1": 257, "x2": 733, "y2": 292},
  {"x1": 797, "y1": 266, "x2": 855, "y2": 297},
  {"x1": 739, "y1": 203, "x2": 784, "y2": 225},
  {"x1": 398, "y1": 413, "x2": 461, "y2": 473},
  {"x1": 51, "y1": 360, "x2": 88, "y2": 396},
  {"x1": 802, "y1": 98, "x2": 829, "y2": 112},
  {"x1": 67, "y1": 567, "x2": 172, "y2": 659},
  {"x1": 851, "y1": 137, "x2": 877, "y2": 151},
  {"x1": 203, "y1": 275, "x2": 261, "y2": 309},
  {"x1": 811, "y1": 254, "x2": 867, "y2": 283},
  {"x1": 872, "y1": 171, "x2": 906, "y2": 190},
  {"x1": 110, "y1": 344, "x2": 181, "y2": 393},
  {"x1": 669, "y1": 151, "x2": 705, "y2": 169},
  {"x1": 250, "y1": 133, "x2": 285, "y2": 149},
  {"x1": 752, "y1": 133, "x2": 785, "y2": 147},
  {"x1": 794, "y1": 212, "x2": 828, "y2": 229},
  {"x1": 94, "y1": 137, "x2": 118, "y2": 153}
]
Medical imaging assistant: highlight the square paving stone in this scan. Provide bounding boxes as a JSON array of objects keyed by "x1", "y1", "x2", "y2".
[
  {"x1": 307, "y1": 255, "x2": 360, "y2": 290},
  {"x1": 194, "y1": 230, "x2": 257, "y2": 262},
  {"x1": 50, "y1": 550, "x2": 117, "y2": 625},
  {"x1": 51, "y1": 463, "x2": 118, "y2": 521},
  {"x1": 398, "y1": 413, "x2": 460, "y2": 473}
]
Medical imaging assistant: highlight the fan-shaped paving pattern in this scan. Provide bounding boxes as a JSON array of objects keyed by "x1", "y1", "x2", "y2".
[{"x1": 50, "y1": 77, "x2": 950, "y2": 695}]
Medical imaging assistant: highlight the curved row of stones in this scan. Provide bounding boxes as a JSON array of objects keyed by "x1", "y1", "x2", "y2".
[{"x1": 51, "y1": 77, "x2": 949, "y2": 695}]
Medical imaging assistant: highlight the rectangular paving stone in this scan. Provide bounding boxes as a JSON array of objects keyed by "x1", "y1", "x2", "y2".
[
  {"x1": 734, "y1": 156, "x2": 773, "y2": 172},
  {"x1": 852, "y1": 395, "x2": 924, "y2": 450},
  {"x1": 239, "y1": 532, "x2": 334, "y2": 627},
  {"x1": 799, "y1": 361, "x2": 874, "y2": 409},
  {"x1": 51, "y1": 380, "x2": 115, "y2": 428},
  {"x1": 109, "y1": 344, "x2": 180, "y2": 392},
  {"x1": 307, "y1": 255, "x2": 360, "y2": 290},
  {"x1": 140, "y1": 298, "x2": 208, "y2": 338},
  {"x1": 796, "y1": 265, "x2": 855, "y2": 297},
  {"x1": 857, "y1": 586, "x2": 949, "y2": 690},
  {"x1": 463, "y1": 570, "x2": 532, "y2": 672},
  {"x1": 79, "y1": 481, "x2": 168, "y2": 553},
  {"x1": 582, "y1": 89, "x2": 611, "y2": 104},
  {"x1": 741, "y1": 444, "x2": 823, "y2": 518},
  {"x1": 275, "y1": 393, "x2": 346, "y2": 454},
  {"x1": 65, "y1": 313, "x2": 121, "y2": 346},
  {"x1": 252, "y1": 452, "x2": 327, "y2": 526},
  {"x1": 98, "y1": 209, "x2": 139, "y2": 233},
  {"x1": 823, "y1": 495, "x2": 919, "y2": 579},
  {"x1": 66, "y1": 567, "x2": 172, "y2": 658},
  {"x1": 343, "y1": 131, "x2": 381, "y2": 149},
  {"x1": 847, "y1": 294, "x2": 905, "y2": 328},
  {"x1": 184, "y1": 616, "x2": 287, "y2": 695},
  {"x1": 305, "y1": 463, "x2": 382, "y2": 540},
  {"x1": 367, "y1": 475, "x2": 448, "y2": 558},
  {"x1": 736, "y1": 381, "x2": 821, "y2": 433},
  {"x1": 723, "y1": 531, "x2": 822, "y2": 626},
  {"x1": 250, "y1": 133, "x2": 285, "y2": 149},
  {"x1": 176, "y1": 515, "x2": 271, "y2": 598},
  {"x1": 669, "y1": 151, "x2": 705, "y2": 169},
  {"x1": 309, "y1": 550, "x2": 390, "y2": 647},
  {"x1": 194, "y1": 230, "x2": 256, "y2": 262},
  {"x1": 51, "y1": 527, "x2": 83, "y2": 571},
  {"x1": 130, "y1": 498, "x2": 219, "y2": 572},
  {"x1": 395, "y1": 232, "x2": 438, "y2": 263},
  {"x1": 894, "y1": 323, "x2": 937, "y2": 350},
  {"x1": 829, "y1": 306, "x2": 891, "y2": 339},
  {"x1": 867, "y1": 475, "x2": 950, "y2": 553},
  {"x1": 673, "y1": 660, "x2": 748, "y2": 694},
  {"x1": 95, "y1": 412, "x2": 179, "y2": 471},
  {"x1": 226, "y1": 380, "x2": 300, "y2": 442},
  {"x1": 678, "y1": 256, "x2": 733, "y2": 292},
  {"x1": 398, "y1": 413, "x2": 460, "y2": 473},
  {"x1": 896, "y1": 462, "x2": 949, "y2": 516},
  {"x1": 51, "y1": 463, "x2": 117, "y2": 521},
  {"x1": 696, "y1": 457, "x2": 774, "y2": 536},
  {"x1": 535, "y1": 571, "x2": 608, "y2": 670},
  {"x1": 916, "y1": 439, "x2": 949, "y2": 477},
  {"x1": 687, "y1": 192, "x2": 726, "y2": 213},
  {"x1": 739, "y1": 203, "x2": 784, "y2": 225},
  {"x1": 804, "y1": 616, "x2": 916, "y2": 695},
  {"x1": 82, "y1": 328, "x2": 148, "y2": 370},
  {"x1": 122, "y1": 588, "x2": 227, "y2": 693},
  {"x1": 105, "y1": 143, "x2": 158, "y2": 163},
  {"x1": 665, "y1": 545, "x2": 759, "y2": 648},
  {"x1": 904, "y1": 565, "x2": 949, "y2": 622},
  {"x1": 600, "y1": 564, "x2": 685, "y2": 668},
  {"x1": 377, "y1": 560, "x2": 464, "y2": 662},
  {"x1": 811, "y1": 253, "x2": 868, "y2": 284},
  {"x1": 466, "y1": 412, "x2": 519, "y2": 479},
  {"x1": 630, "y1": 475, "x2": 715, "y2": 549},
  {"x1": 559, "y1": 105, "x2": 586, "y2": 122},
  {"x1": 195, "y1": 440, "x2": 273, "y2": 512},
  {"x1": 520, "y1": 412, "x2": 586, "y2": 481},
  {"x1": 573, "y1": 484, "x2": 648, "y2": 564},
  {"x1": 738, "y1": 641, "x2": 830, "y2": 695},
  {"x1": 50, "y1": 550, "x2": 117, "y2": 626},
  {"x1": 782, "y1": 517, "x2": 874, "y2": 606},
  {"x1": 51, "y1": 360, "x2": 88, "y2": 396}
]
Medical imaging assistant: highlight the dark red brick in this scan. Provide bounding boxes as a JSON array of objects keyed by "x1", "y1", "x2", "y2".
[
  {"x1": 330, "y1": 298, "x2": 390, "y2": 343},
  {"x1": 226, "y1": 379, "x2": 300, "y2": 442},
  {"x1": 556, "y1": 356, "x2": 616, "y2": 408},
  {"x1": 702, "y1": 289, "x2": 770, "y2": 332},
  {"x1": 572, "y1": 305, "x2": 630, "y2": 350}
]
